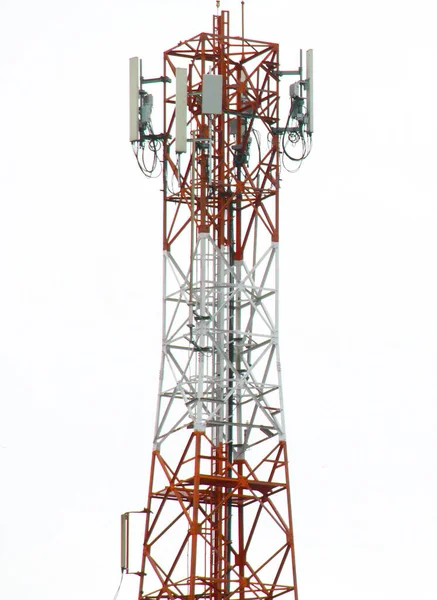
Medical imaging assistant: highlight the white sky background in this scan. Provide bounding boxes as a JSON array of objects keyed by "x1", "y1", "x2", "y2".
[{"x1": 1, "y1": 0, "x2": 436, "y2": 598}]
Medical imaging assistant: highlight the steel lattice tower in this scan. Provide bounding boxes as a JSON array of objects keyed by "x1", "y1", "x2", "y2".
[{"x1": 124, "y1": 9, "x2": 313, "y2": 600}]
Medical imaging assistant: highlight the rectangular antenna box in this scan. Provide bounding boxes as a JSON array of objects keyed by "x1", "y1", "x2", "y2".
[
  {"x1": 306, "y1": 49, "x2": 314, "y2": 134},
  {"x1": 176, "y1": 68, "x2": 188, "y2": 153},
  {"x1": 202, "y1": 74, "x2": 223, "y2": 114},
  {"x1": 129, "y1": 57, "x2": 141, "y2": 142},
  {"x1": 289, "y1": 82, "x2": 300, "y2": 98}
]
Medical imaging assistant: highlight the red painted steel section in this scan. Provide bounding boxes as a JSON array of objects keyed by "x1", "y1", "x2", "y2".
[
  {"x1": 139, "y1": 433, "x2": 298, "y2": 600},
  {"x1": 162, "y1": 11, "x2": 280, "y2": 256}
]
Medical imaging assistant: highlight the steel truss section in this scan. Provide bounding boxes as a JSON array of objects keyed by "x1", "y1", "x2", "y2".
[
  {"x1": 138, "y1": 432, "x2": 298, "y2": 600},
  {"x1": 155, "y1": 236, "x2": 286, "y2": 454},
  {"x1": 134, "y1": 11, "x2": 300, "y2": 600}
]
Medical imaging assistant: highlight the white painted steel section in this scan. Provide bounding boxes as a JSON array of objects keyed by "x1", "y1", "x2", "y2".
[
  {"x1": 153, "y1": 250, "x2": 168, "y2": 449},
  {"x1": 129, "y1": 57, "x2": 141, "y2": 142},
  {"x1": 274, "y1": 242, "x2": 287, "y2": 441},
  {"x1": 154, "y1": 236, "x2": 287, "y2": 453},
  {"x1": 195, "y1": 233, "x2": 208, "y2": 430},
  {"x1": 215, "y1": 245, "x2": 226, "y2": 447},
  {"x1": 175, "y1": 68, "x2": 188, "y2": 153},
  {"x1": 235, "y1": 260, "x2": 243, "y2": 449}
]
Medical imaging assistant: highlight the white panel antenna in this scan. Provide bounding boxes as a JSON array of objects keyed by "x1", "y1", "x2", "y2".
[
  {"x1": 129, "y1": 57, "x2": 141, "y2": 142},
  {"x1": 202, "y1": 74, "x2": 223, "y2": 114},
  {"x1": 176, "y1": 68, "x2": 188, "y2": 153},
  {"x1": 306, "y1": 49, "x2": 314, "y2": 134}
]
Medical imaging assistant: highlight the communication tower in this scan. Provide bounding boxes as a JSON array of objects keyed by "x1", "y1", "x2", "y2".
[{"x1": 123, "y1": 7, "x2": 313, "y2": 600}]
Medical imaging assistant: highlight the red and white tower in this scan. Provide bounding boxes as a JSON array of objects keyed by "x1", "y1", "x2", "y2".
[{"x1": 124, "y1": 8, "x2": 313, "y2": 600}]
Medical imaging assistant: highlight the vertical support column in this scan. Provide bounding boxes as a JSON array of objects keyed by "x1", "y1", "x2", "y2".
[
  {"x1": 195, "y1": 234, "x2": 208, "y2": 430},
  {"x1": 274, "y1": 243, "x2": 287, "y2": 441},
  {"x1": 237, "y1": 459, "x2": 245, "y2": 600},
  {"x1": 235, "y1": 261, "x2": 243, "y2": 449},
  {"x1": 283, "y1": 441, "x2": 300, "y2": 600},
  {"x1": 215, "y1": 245, "x2": 225, "y2": 446},
  {"x1": 139, "y1": 451, "x2": 158, "y2": 599},
  {"x1": 189, "y1": 431, "x2": 203, "y2": 600},
  {"x1": 153, "y1": 252, "x2": 168, "y2": 449}
]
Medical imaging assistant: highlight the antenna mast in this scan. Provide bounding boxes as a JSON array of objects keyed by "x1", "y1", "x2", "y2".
[{"x1": 125, "y1": 10, "x2": 313, "y2": 600}]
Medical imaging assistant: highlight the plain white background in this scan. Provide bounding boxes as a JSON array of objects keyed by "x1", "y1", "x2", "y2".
[{"x1": 1, "y1": 1, "x2": 436, "y2": 599}]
